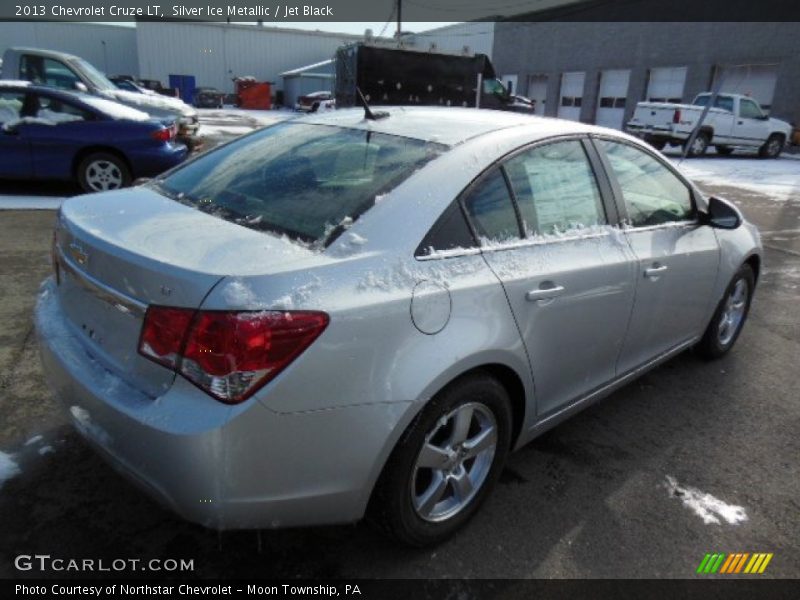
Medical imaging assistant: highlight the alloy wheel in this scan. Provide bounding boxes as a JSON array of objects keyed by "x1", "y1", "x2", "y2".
[
  {"x1": 718, "y1": 279, "x2": 748, "y2": 346},
  {"x1": 411, "y1": 402, "x2": 497, "y2": 522},
  {"x1": 85, "y1": 160, "x2": 124, "y2": 191}
]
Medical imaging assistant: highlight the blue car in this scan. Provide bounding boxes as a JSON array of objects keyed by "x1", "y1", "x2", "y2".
[{"x1": 0, "y1": 82, "x2": 188, "y2": 192}]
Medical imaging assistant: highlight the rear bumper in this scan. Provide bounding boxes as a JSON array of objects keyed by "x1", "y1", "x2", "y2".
[
  {"x1": 34, "y1": 279, "x2": 410, "y2": 529},
  {"x1": 127, "y1": 143, "x2": 188, "y2": 178}
]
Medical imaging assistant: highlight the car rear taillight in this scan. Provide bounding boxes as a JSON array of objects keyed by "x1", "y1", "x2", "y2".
[
  {"x1": 138, "y1": 307, "x2": 329, "y2": 403},
  {"x1": 151, "y1": 128, "x2": 172, "y2": 142},
  {"x1": 673, "y1": 109, "x2": 681, "y2": 124}
]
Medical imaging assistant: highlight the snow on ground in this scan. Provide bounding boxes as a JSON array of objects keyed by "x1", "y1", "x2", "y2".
[
  {"x1": 664, "y1": 475, "x2": 748, "y2": 525},
  {"x1": 664, "y1": 148, "x2": 800, "y2": 201},
  {"x1": 0, "y1": 196, "x2": 64, "y2": 210},
  {"x1": 195, "y1": 106, "x2": 295, "y2": 138},
  {"x1": 0, "y1": 450, "x2": 20, "y2": 490}
]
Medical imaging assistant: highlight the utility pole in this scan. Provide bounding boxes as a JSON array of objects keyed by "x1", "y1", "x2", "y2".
[{"x1": 396, "y1": 0, "x2": 402, "y2": 38}]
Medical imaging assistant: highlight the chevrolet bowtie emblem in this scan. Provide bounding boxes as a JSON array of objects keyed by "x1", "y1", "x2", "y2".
[{"x1": 69, "y1": 242, "x2": 89, "y2": 266}]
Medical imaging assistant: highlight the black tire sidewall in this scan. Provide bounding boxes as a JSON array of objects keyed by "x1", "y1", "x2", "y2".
[
  {"x1": 78, "y1": 152, "x2": 131, "y2": 193},
  {"x1": 698, "y1": 264, "x2": 755, "y2": 358},
  {"x1": 759, "y1": 134, "x2": 784, "y2": 159},
  {"x1": 372, "y1": 374, "x2": 512, "y2": 546}
]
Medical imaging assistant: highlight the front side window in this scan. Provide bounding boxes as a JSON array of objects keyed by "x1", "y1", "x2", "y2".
[
  {"x1": 739, "y1": 99, "x2": 764, "y2": 119},
  {"x1": 462, "y1": 169, "x2": 520, "y2": 243},
  {"x1": 21, "y1": 56, "x2": 80, "y2": 90},
  {"x1": 504, "y1": 140, "x2": 606, "y2": 236},
  {"x1": 599, "y1": 140, "x2": 694, "y2": 227},
  {"x1": 154, "y1": 122, "x2": 446, "y2": 246},
  {"x1": 0, "y1": 91, "x2": 25, "y2": 124}
]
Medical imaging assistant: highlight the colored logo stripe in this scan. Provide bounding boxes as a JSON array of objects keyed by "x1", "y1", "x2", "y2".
[{"x1": 698, "y1": 553, "x2": 773, "y2": 574}]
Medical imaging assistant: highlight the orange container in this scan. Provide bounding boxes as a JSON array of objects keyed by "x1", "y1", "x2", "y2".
[{"x1": 237, "y1": 81, "x2": 272, "y2": 110}]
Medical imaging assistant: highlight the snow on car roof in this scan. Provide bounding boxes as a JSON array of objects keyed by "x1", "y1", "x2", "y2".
[{"x1": 300, "y1": 106, "x2": 601, "y2": 146}]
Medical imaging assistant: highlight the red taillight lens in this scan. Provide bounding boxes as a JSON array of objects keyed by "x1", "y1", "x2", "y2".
[
  {"x1": 150, "y1": 128, "x2": 172, "y2": 142},
  {"x1": 138, "y1": 308, "x2": 329, "y2": 404},
  {"x1": 139, "y1": 307, "x2": 196, "y2": 369},
  {"x1": 673, "y1": 109, "x2": 681, "y2": 124}
]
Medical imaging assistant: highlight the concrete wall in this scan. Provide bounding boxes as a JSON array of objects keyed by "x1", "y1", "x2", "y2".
[{"x1": 492, "y1": 22, "x2": 800, "y2": 126}]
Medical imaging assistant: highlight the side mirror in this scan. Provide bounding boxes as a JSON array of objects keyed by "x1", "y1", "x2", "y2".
[
  {"x1": 74, "y1": 81, "x2": 88, "y2": 93},
  {"x1": 701, "y1": 196, "x2": 741, "y2": 229}
]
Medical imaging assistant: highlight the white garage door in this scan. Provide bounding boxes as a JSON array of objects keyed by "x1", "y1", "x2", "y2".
[
  {"x1": 713, "y1": 64, "x2": 778, "y2": 112},
  {"x1": 595, "y1": 69, "x2": 631, "y2": 129},
  {"x1": 558, "y1": 71, "x2": 585, "y2": 121},
  {"x1": 527, "y1": 74, "x2": 548, "y2": 116},
  {"x1": 646, "y1": 66, "x2": 687, "y2": 103}
]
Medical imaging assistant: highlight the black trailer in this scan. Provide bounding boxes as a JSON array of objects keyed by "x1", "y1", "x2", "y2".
[{"x1": 335, "y1": 44, "x2": 535, "y2": 113}]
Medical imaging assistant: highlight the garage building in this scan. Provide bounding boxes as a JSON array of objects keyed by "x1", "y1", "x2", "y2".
[{"x1": 490, "y1": 21, "x2": 800, "y2": 128}]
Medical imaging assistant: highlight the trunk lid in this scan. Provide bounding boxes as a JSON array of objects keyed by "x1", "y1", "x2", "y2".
[{"x1": 54, "y1": 187, "x2": 315, "y2": 397}]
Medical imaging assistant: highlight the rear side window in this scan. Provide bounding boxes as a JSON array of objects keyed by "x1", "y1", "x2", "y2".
[
  {"x1": 34, "y1": 94, "x2": 92, "y2": 123},
  {"x1": 504, "y1": 140, "x2": 606, "y2": 236},
  {"x1": 599, "y1": 140, "x2": 694, "y2": 227},
  {"x1": 154, "y1": 122, "x2": 446, "y2": 246},
  {"x1": 462, "y1": 169, "x2": 520, "y2": 243}
]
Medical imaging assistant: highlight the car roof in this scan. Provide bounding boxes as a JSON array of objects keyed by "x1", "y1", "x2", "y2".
[
  {"x1": 300, "y1": 106, "x2": 607, "y2": 146},
  {"x1": 8, "y1": 46, "x2": 82, "y2": 62}
]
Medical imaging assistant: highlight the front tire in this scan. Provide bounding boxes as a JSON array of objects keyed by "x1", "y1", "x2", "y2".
[
  {"x1": 684, "y1": 132, "x2": 709, "y2": 157},
  {"x1": 696, "y1": 264, "x2": 755, "y2": 359},
  {"x1": 368, "y1": 373, "x2": 512, "y2": 546},
  {"x1": 759, "y1": 134, "x2": 784, "y2": 159},
  {"x1": 77, "y1": 152, "x2": 131, "y2": 193}
]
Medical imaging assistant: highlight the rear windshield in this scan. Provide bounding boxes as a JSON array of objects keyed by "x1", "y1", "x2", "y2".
[{"x1": 153, "y1": 122, "x2": 446, "y2": 246}]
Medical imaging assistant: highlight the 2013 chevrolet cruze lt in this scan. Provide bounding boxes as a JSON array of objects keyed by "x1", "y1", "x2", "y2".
[{"x1": 36, "y1": 107, "x2": 761, "y2": 546}]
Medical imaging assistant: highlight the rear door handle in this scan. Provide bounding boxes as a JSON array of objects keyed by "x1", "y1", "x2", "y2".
[
  {"x1": 526, "y1": 284, "x2": 565, "y2": 302},
  {"x1": 644, "y1": 265, "x2": 668, "y2": 279}
]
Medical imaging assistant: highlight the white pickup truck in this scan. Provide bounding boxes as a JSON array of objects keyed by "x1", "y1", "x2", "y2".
[{"x1": 626, "y1": 93, "x2": 792, "y2": 158}]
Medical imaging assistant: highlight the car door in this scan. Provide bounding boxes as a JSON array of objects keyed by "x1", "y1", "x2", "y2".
[
  {"x1": 465, "y1": 138, "x2": 637, "y2": 417},
  {"x1": 593, "y1": 138, "x2": 720, "y2": 375},
  {"x1": 0, "y1": 89, "x2": 32, "y2": 178},
  {"x1": 733, "y1": 97, "x2": 769, "y2": 145},
  {"x1": 23, "y1": 92, "x2": 97, "y2": 180}
]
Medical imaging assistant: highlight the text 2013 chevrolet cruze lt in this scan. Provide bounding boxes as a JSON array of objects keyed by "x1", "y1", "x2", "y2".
[{"x1": 36, "y1": 107, "x2": 761, "y2": 546}]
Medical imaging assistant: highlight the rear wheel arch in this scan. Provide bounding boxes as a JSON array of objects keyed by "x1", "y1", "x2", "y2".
[{"x1": 72, "y1": 146, "x2": 132, "y2": 180}]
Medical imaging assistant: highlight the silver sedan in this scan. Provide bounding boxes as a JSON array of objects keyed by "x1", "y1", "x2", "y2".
[{"x1": 36, "y1": 107, "x2": 761, "y2": 546}]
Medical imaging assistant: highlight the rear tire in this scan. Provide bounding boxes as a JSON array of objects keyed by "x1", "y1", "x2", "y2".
[
  {"x1": 368, "y1": 373, "x2": 512, "y2": 546},
  {"x1": 684, "y1": 132, "x2": 709, "y2": 157},
  {"x1": 646, "y1": 138, "x2": 666, "y2": 151},
  {"x1": 77, "y1": 152, "x2": 131, "y2": 193},
  {"x1": 696, "y1": 264, "x2": 755, "y2": 359},
  {"x1": 758, "y1": 134, "x2": 784, "y2": 159},
  {"x1": 715, "y1": 145, "x2": 734, "y2": 156}
]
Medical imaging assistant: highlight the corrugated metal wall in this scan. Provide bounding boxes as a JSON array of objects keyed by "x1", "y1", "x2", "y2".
[
  {"x1": 136, "y1": 23, "x2": 361, "y2": 93},
  {"x1": 0, "y1": 22, "x2": 138, "y2": 77}
]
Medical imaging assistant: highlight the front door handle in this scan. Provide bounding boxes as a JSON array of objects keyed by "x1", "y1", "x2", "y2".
[
  {"x1": 526, "y1": 284, "x2": 565, "y2": 302},
  {"x1": 644, "y1": 264, "x2": 668, "y2": 279}
]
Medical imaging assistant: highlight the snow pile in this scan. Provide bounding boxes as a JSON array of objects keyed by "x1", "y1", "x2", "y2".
[
  {"x1": 0, "y1": 451, "x2": 21, "y2": 490},
  {"x1": 222, "y1": 278, "x2": 259, "y2": 306},
  {"x1": 665, "y1": 475, "x2": 748, "y2": 525},
  {"x1": 269, "y1": 276, "x2": 322, "y2": 310}
]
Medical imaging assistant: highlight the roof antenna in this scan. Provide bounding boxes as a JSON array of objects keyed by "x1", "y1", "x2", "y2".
[{"x1": 356, "y1": 86, "x2": 389, "y2": 120}]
